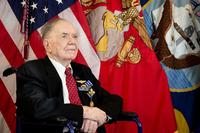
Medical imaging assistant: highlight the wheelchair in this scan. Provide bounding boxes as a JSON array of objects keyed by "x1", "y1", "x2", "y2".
[{"x1": 3, "y1": 67, "x2": 142, "y2": 133}]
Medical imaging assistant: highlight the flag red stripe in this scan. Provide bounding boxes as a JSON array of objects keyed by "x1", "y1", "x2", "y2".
[
  {"x1": 0, "y1": 79, "x2": 16, "y2": 133},
  {"x1": 0, "y1": 20, "x2": 24, "y2": 67},
  {"x1": 29, "y1": 31, "x2": 46, "y2": 59}
]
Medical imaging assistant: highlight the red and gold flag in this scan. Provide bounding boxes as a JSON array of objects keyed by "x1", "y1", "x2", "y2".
[{"x1": 80, "y1": 0, "x2": 177, "y2": 132}]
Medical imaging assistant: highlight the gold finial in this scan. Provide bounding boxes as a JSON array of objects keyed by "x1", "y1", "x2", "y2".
[{"x1": 80, "y1": 0, "x2": 93, "y2": 7}]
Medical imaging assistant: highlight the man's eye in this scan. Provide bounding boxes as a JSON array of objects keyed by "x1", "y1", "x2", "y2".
[
  {"x1": 61, "y1": 33, "x2": 78, "y2": 39},
  {"x1": 72, "y1": 35, "x2": 78, "y2": 39},
  {"x1": 62, "y1": 34, "x2": 68, "y2": 38}
]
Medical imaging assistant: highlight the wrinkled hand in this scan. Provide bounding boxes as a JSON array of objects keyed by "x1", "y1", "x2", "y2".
[
  {"x1": 81, "y1": 119, "x2": 98, "y2": 133},
  {"x1": 83, "y1": 106, "x2": 106, "y2": 126}
]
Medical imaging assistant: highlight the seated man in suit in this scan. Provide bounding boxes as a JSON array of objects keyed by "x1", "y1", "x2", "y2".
[{"x1": 16, "y1": 18, "x2": 122, "y2": 133}]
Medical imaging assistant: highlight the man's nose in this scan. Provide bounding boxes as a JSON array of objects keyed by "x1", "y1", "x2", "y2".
[{"x1": 68, "y1": 35, "x2": 76, "y2": 43}]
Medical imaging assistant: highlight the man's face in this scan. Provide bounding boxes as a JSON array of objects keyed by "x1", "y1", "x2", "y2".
[{"x1": 45, "y1": 20, "x2": 79, "y2": 64}]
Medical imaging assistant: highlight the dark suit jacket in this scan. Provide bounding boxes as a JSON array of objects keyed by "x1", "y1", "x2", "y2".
[{"x1": 16, "y1": 56, "x2": 122, "y2": 133}]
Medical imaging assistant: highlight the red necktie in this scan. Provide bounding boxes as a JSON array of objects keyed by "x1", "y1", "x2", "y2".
[{"x1": 65, "y1": 68, "x2": 81, "y2": 105}]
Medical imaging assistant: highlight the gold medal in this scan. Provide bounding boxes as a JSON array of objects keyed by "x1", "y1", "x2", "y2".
[{"x1": 87, "y1": 88, "x2": 95, "y2": 107}]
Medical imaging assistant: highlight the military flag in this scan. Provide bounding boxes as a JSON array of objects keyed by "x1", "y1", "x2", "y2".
[
  {"x1": 80, "y1": 0, "x2": 177, "y2": 132},
  {"x1": 142, "y1": 0, "x2": 200, "y2": 132}
]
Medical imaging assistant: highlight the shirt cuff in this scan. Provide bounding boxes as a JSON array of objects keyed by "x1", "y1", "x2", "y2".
[{"x1": 105, "y1": 115, "x2": 112, "y2": 123}]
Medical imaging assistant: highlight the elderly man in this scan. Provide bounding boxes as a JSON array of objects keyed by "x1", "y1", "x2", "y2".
[{"x1": 16, "y1": 18, "x2": 122, "y2": 133}]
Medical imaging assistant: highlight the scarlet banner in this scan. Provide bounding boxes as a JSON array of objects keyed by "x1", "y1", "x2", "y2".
[{"x1": 80, "y1": 0, "x2": 177, "y2": 132}]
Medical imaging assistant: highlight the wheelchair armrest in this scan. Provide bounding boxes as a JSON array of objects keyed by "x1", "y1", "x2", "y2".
[
  {"x1": 117, "y1": 112, "x2": 138, "y2": 121},
  {"x1": 117, "y1": 112, "x2": 142, "y2": 133}
]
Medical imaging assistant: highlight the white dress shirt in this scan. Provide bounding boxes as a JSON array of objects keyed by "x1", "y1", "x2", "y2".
[{"x1": 49, "y1": 57, "x2": 71, "y2": 104}]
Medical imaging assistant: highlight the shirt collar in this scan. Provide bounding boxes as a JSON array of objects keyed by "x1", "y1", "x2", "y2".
[{"x1": 49, "y1": 57, "x2": 73, "y2": 74}]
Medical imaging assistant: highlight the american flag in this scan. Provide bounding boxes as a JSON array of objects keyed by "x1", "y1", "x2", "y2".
[{"x1": 0, "y1": 0, "x2": 100, "y2": 132}]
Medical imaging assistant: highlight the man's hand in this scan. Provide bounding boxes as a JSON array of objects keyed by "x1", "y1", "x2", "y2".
[
  {"x1": 81, "y1": 119, "x2": 98, "y2": 133},
  {"x1": 83, "y1": 106, "x2": 107, "y2": 126}
]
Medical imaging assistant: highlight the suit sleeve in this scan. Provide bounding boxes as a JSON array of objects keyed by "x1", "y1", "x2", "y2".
[{"x1": 16, "y1": 62, "x2": 83, "y2": 128}]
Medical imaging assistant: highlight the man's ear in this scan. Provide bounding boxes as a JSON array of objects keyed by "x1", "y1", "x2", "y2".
[
  {"x1": 43, "y1": 39, "x2": 51, "y2": 53},
  {"x1": 43, "y1": 39, "x2": 48, "y2": 48}
]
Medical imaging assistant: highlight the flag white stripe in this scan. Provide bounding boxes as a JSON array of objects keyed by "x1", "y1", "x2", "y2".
[
  {"x1": 27, "y1": 46, "x2": 37, "y2": 60},
  {"x1": 0, "y1": 112, "x2": 10, "y2": 133},
  {"x1": 0, "y1": 0, "x2": 25, "y2": 52},
  {"x1": 0, "y1": 50, "x2": 10, "y2": 78},
  {"x1": 0, "y1": 50, "x2": 16, "y2": 103}
]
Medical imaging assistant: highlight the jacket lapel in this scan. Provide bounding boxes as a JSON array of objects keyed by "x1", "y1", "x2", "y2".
[{"x1": 43, "y1": 57, "x2": 63, "y2": 102}]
